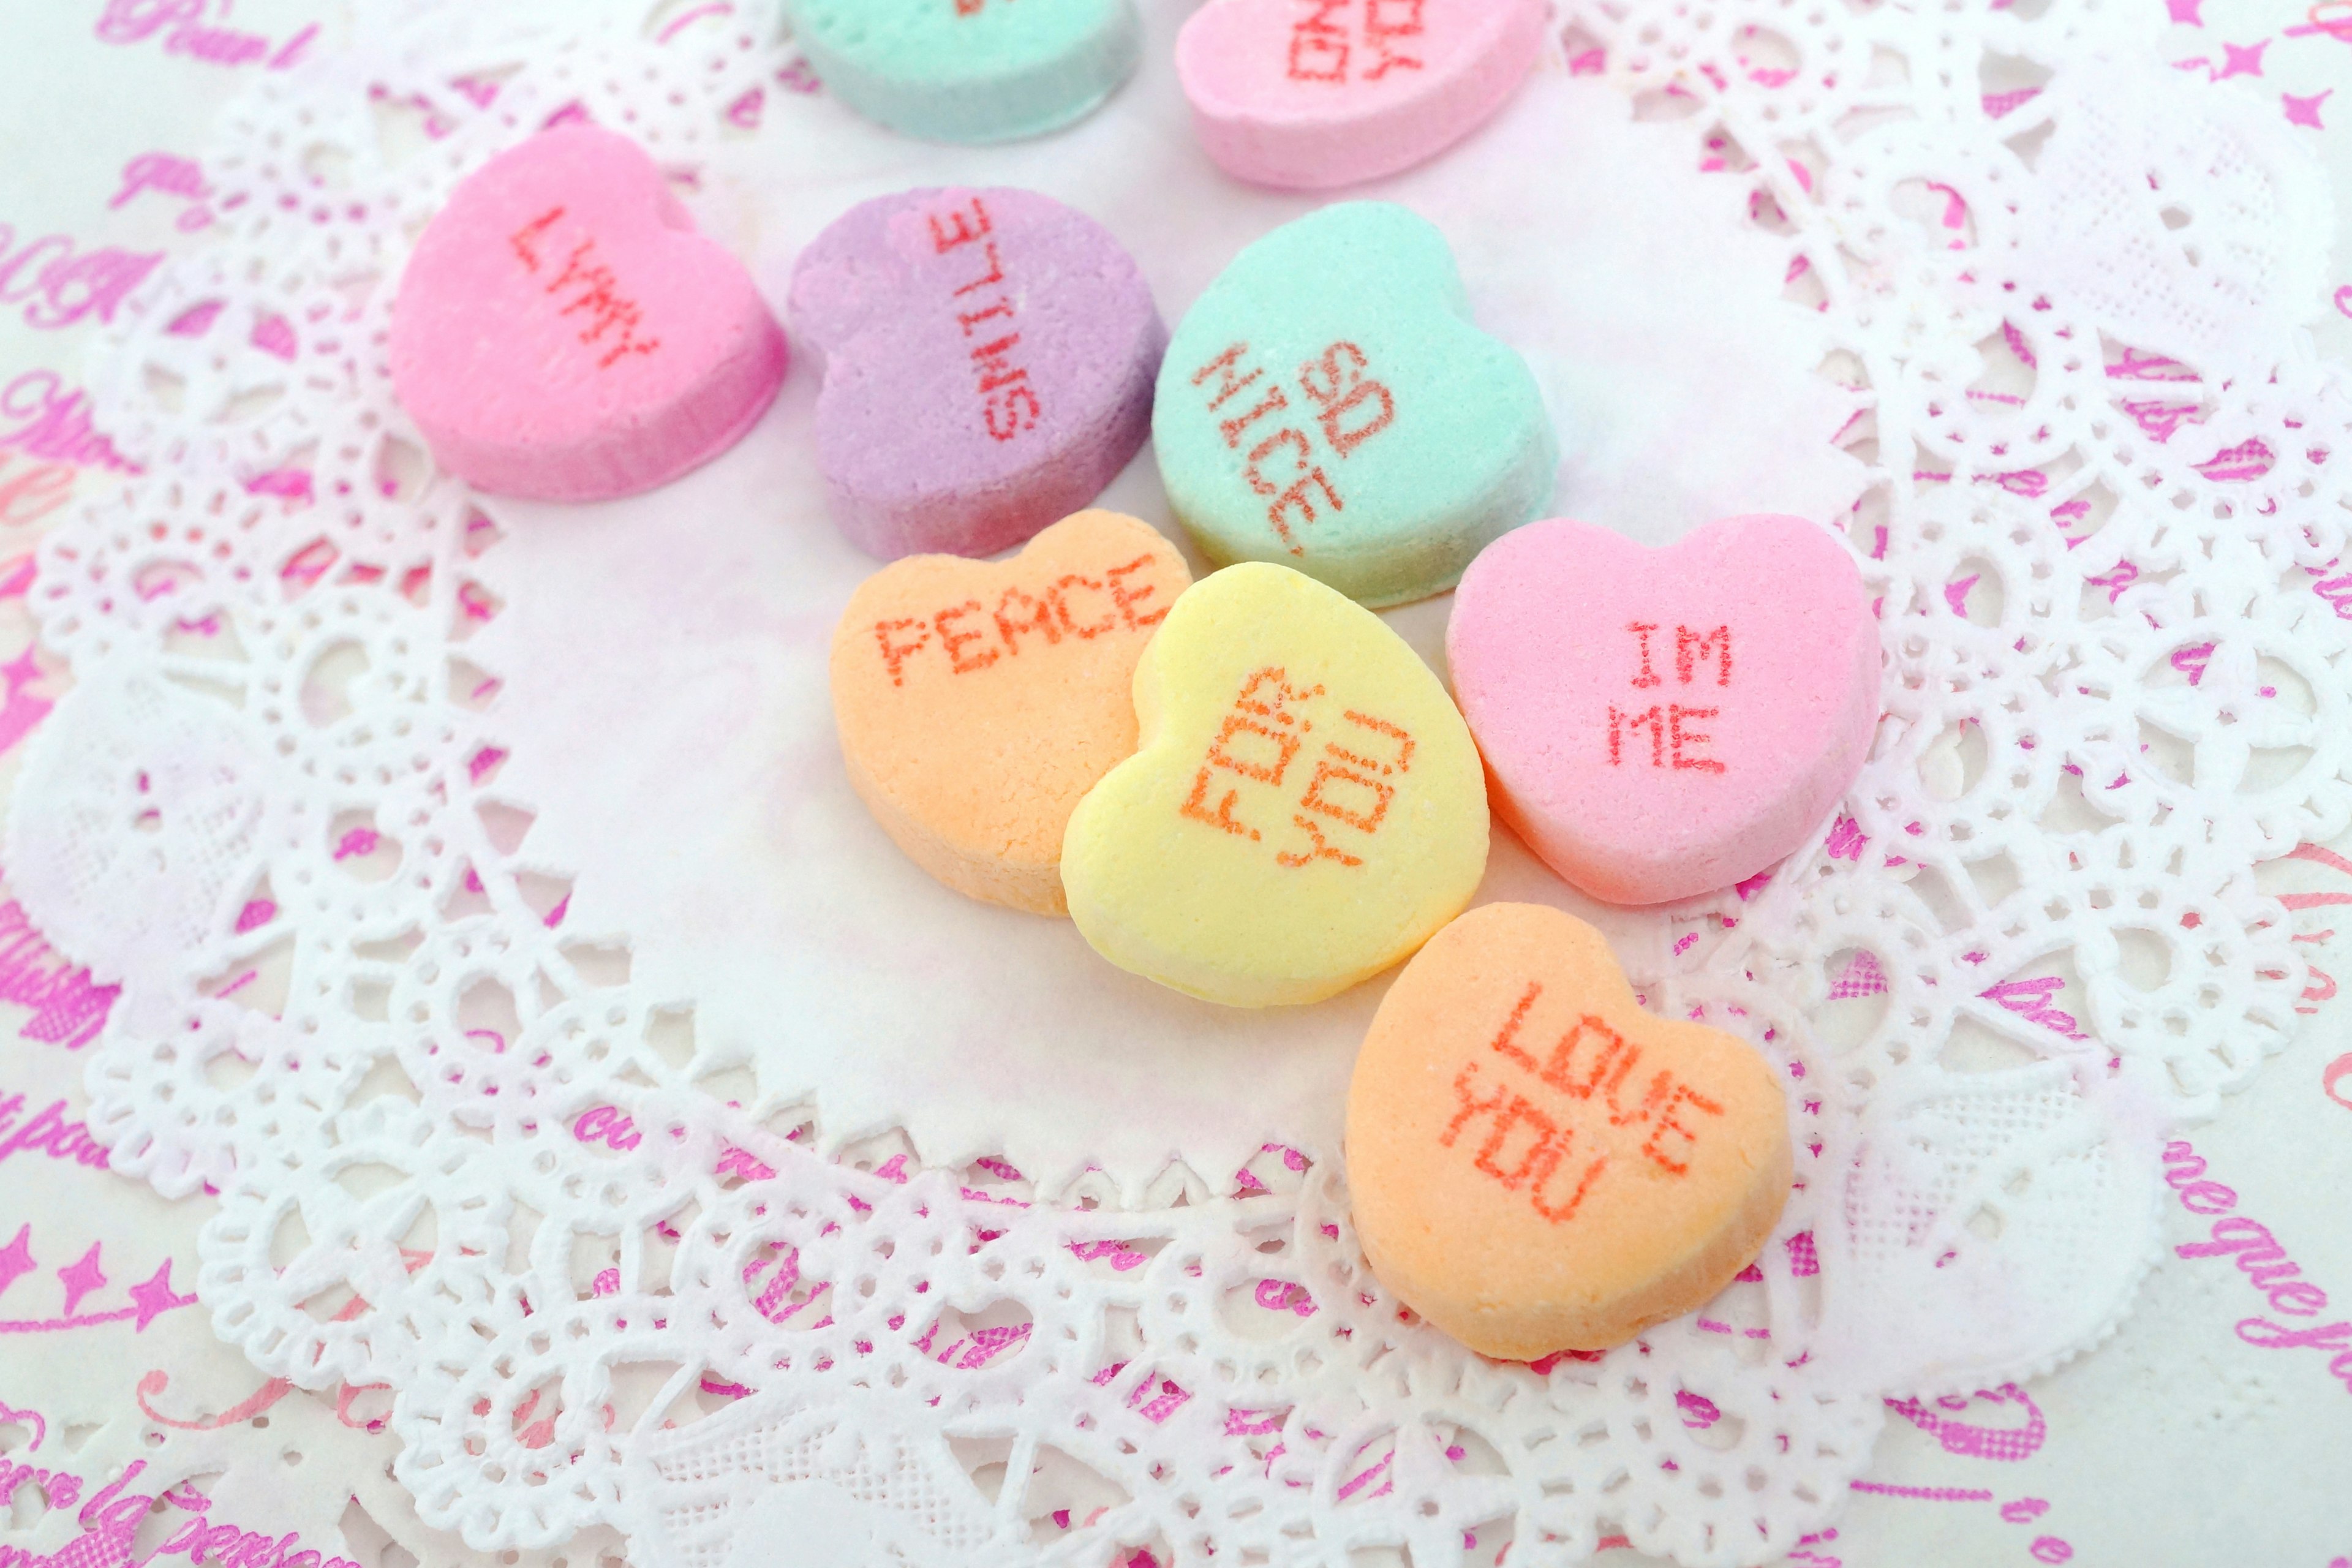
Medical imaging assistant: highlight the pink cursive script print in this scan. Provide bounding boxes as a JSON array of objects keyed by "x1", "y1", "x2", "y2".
[
  {"x1": 1846, "y1": 1384, "x2": 2076, "y2": 1561},
  {"x1": 1978, "y1": 976, "x2": 2091, "y2": 1041},
  {"x1": 110, "y1": 153, "x2": 214, "y2": 232},
  {"x1": 94, "y1": 0, "x2": 319, "y2": 71},
  {"x1": 0, "y1": 455, "x2": 75, "y2": 528},
  {"x1": 0, "y1": 1434, "x2": 363, "y2": 1568},
  {"x1": 0, "y1": 372, "x2": 139, "y2": 473},
  {"x1": 1885, "y1": 1384, "x2": 2046, "y2": 1461},
  {"x1": 0, "y1": 893, "x2": 120, "y2": 1049},
  {"x1": 2310, "y1": 559, "x2": 2352, "y2": 624},
  {"x1": 0, "y1": 1092, "x2": 115, "y2": 1169},
  {"x1": 2164, "y1": 1140, "x2": 2352, "y2": 1395},
  {"x1": 0, "y1": 227, "x2": 163, "y2": 331}
]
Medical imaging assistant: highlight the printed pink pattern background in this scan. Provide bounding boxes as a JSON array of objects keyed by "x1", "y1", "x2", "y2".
[{"x1": 0, "y1": 2, "x2": 2346, "y2": 1567}]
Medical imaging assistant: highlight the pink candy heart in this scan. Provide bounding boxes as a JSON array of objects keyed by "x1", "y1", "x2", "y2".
[
  {"x1": 1448, "y1": 516, "x2": 1882, "y2": 906},
  {"x1": 1176, "y1": 0, "x2": 1550, "y2": 189},
  {"x1": 391, "y1": 125, "x2": 788, "y2": 502}
]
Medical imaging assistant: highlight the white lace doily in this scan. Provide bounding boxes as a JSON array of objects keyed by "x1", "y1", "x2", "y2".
[{"x1": 9, "y1": 1, "x2": 2346, "y2": 1566}]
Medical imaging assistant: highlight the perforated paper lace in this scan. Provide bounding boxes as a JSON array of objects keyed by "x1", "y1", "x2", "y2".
[{"x1": 10, "y1": 1, "x2": 2346, "y2": 1565}]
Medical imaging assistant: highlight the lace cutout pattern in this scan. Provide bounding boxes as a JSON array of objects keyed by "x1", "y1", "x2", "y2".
[{"x1": 7, "y1": 2, "x2": 2343, "y2": 1565}]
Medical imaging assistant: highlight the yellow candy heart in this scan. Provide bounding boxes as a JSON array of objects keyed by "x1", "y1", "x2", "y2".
[{"x1": 1061, "y1": 562, "x2": 1488, "y2": 1007}]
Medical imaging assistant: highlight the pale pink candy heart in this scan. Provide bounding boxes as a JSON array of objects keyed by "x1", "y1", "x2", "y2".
[
  {"x1": 390, "y1": 124, "x2": 788, "y2": 503},
  {"x1": 1447, "y1": 515, "x2": 1882, "y2": 907},
  {"x1": 1175, "y1": 0, "x2": 1550, "y2": 190}
]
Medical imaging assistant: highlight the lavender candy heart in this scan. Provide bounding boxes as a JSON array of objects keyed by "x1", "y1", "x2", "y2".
[{"x1": 789, "y1": 187, "x2": 1167, "y2": 560}]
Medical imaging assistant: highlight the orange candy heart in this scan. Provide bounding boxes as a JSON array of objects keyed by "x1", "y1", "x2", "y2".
[
  {"x1": 829, "y1": 510, "x2": 1193, "y2": 916},
  {"x1": 1346, "y1": 902, "x2": 1793, "y2": 1358}
]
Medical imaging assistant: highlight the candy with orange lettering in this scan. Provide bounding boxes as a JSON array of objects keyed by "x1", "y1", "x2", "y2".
[
  {"x1": 1449, "y1": 515, "x2": 1880, "y2": 905},
  {"x1": 1061, "y1": 561, "x2": 1488, "y2": 1006},
  {"x1": 1177, "y1": 0, "x2": 1549, "y2": 189},
  {"x1": 1347, "y1": 902, "x2": 1793, "y2": 1358},
  {"x1": 389, "y1": 125, "x2": 787, "y2": 502},
  {"x1": 831, "y1": 510, "x2": 1192, "y2": 916},
  {"x1": 791, "y1": 187, "x2": 1166, "y2": 561},
  {"x1": 1153, "y1": 202, "x2": 1556, "y2": 609}
]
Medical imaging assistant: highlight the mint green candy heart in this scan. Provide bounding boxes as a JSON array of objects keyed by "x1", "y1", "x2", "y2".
[
  {"x1": 785, "y1": 0, "x2": 1141, "y2": 145},
  {"x1": 1154, "y1": 202, "x2": 1559, "y2": 609}
]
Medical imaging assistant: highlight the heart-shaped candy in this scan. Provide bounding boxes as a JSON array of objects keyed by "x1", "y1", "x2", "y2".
[
  {"x1": 1153, "y1": 202, "x2": 1556, "y2": 609},
  {"x1": 831, "y1": 510, "x2": 1191, "y2": 916},
  {"x1": 1449, "y1": 514, "x2": 1880, "y2": 906},
  {"x1": 1347, "y1": 902, "x2": 1793, "y2": 1358},
  {"x1": 389, "y1": 125, "x2": 788, "y2": 502},
  {"x1": 791, "y1": 188, "x2": 1166, "y2": 561},
  {"x1": 1062, "y1": 561, "x2": 1488, "y2": 1006},
  {"x1": 785, "y1": 0, "x2": 1142, "y2": 144},
  {"x1": 1177, "y1": 0, "x2": 1550, "y2": 189}
]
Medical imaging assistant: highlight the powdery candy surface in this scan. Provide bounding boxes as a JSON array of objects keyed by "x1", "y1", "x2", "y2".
[
  {"x1": 1155, "y1": 201, "x2": 1556, "y2": 609},
  {"x1": 830, "y1": 511, "x2": 1191, "y2": 916},
  {"x1": 1449, "y1": 514, "x2": 1882, "y2": 906},
  {"x1": 785, "y1": 0, "x2": 1142, "y2": 144},
  {"x1": 1348, "y1": 902, "x2": 1793, "y2": 1359},
  {"x1": 389, "y1": 125, "x2": 787, "y2": 502},
  {"x1": 1177, "y1": 0, "x2": 1550, "y2": 189},
  {"x1": 1062, "y1": 562, "x2": 1489, "y2": 1008},
  {"x1": 791, "y1": 187, "x2": 1166, "y2": 560}
]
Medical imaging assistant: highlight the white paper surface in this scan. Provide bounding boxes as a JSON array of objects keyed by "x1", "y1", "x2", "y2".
[
  {"x1": 475, "y1": 48, "x2": 1863, "y2": 1196},
  {"x1": 0, "y1": 1, "x2": 2346, "y2": 1565}
]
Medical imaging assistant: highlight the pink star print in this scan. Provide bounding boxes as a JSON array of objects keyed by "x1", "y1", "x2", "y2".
[
  {"x1": 127, "y1": 1260, "x2": 192, "y2": 1332},
  {"x1": 2166, "y1": 0, "x2": 2204, "y2": 21},
  {"x1": 0, "y1": 645, "x2": 50, "y2": 758},
  {"x1": 57, "y1": 1242, "x2": 107, "y2": 1317},
  {"x1": 2285, "y1": 88, "x2": 2333, "y2": 128},
  {"x1": 0, "y1": 1226, "x2": 34, "y2": 1299},
  {"x1": 2214, "y1": 40, "x2": 2267, "y2": 78}
]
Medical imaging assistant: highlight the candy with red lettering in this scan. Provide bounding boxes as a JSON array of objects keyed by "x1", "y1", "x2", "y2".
[
  {"x1": 1347, "y1": 902, "x2": 1793, "y2": 1358},
  {"x1": 1061, "y1": 561, "x2": 1488, "y2": 1006},
  {"x1": 1177, "y1": 0, "x2": 1549, "y2": 189},
  {"x1": 1449, "y1": 514, "x2": 1880, "y2": 905},
  {"x1": 791, "y1": 187, "x2": 1166, "y2": 561},
  {"x1": 831, "y1": 511, "x2": 1191, "y2": 915},
  {"x1": 784, "y1": 0, "x2": 1142, "y2": 144},
  {"x1": 389, "y1": 126, "x2": 788, "y2": 502},
  {"x1": 1153, "y1": 202, "x2": 1556, "y2": 608}
]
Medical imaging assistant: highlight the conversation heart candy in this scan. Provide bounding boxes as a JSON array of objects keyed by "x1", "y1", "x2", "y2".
[
  {"x1": 1061, "y1": 561, "x2": 1488, "y2": 1006},
  {"x1": 1449, "y1": 514, "x2": 1881, "y2": 907},
  {"x1": 1347, "y1": 902, "x2": 1793, "y2": 1359},
  {"x1": 389, "y1": 125, "x2": 788, "y2": 503},
  {"x1": 1177, "y1": 0, "x2": 1550, "y2": 189},
  {"x1": 1153, "y1": 202, "x2": 1556, "y2": 609},
  {"x1": 790, "y1": 188, "x2": 1167, "y2": 561},
  {"x1": 832, "y1": 510, "x2": 1191, "y2": 916},
  {"x1": 784, "y1": 0, "x2": 1142, "y2": 144}
]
